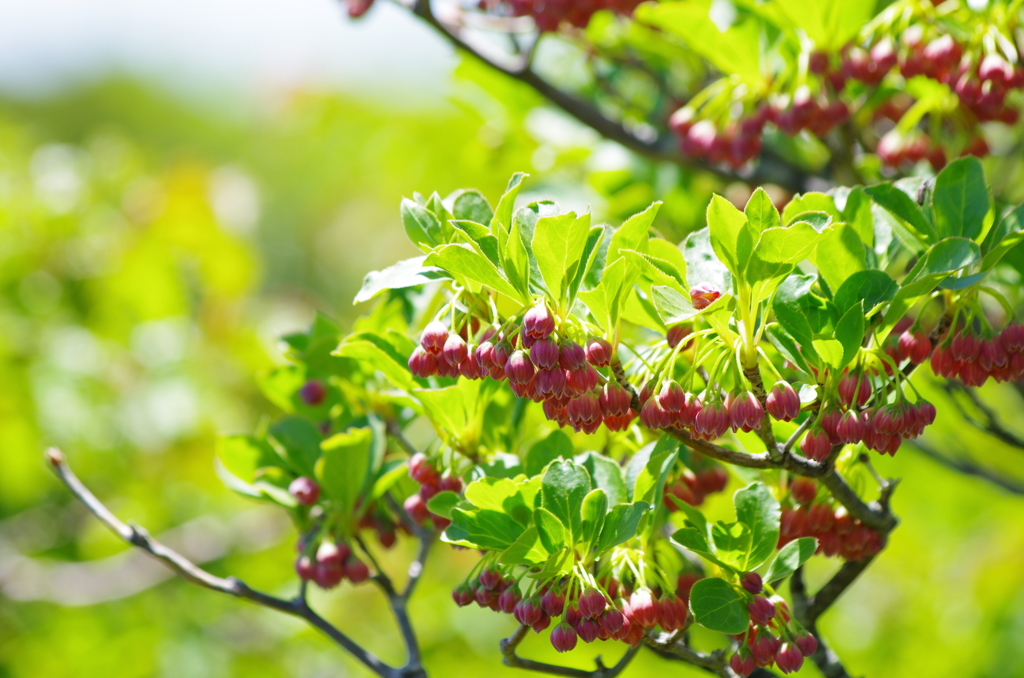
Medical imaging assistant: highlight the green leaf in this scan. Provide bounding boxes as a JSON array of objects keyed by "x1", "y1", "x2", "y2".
[
  {"x1": 782, "y1": 192, "x2": 841, "y2": 226},
  {"x1": 865, "y1": 183, "x2": 934, "y2": 247},
  {"x1": 607, "y1": 202, "x2": 660, "y2": 264},
  {"x1": 567, "y1": 225, "x2": 606, "y2": 305},
  {"x1": 813, "y1": 224, "x2": 867, "y2": 294},
  {"x1": 491, "y1": 173, "x2": 528, "y2": 236},
  {"x1": 446, "y1": 507, "x2": 526, "y2": 551},
  {"x1": 334, "y1": 335, "x2": 418, "y2": 392},
  {"x1": 813, "y1": 339, "x2": 844, "y2": 369},
  {"x1": 932, "y1": 157, "x2": 989, "y2": 241},
  {"x1": 426, "y1": 491, "x2": 461, "y2": 520},
  {"x1": 734, "y1": 483, "x2": 781, "y2": 570},
  {"x1": 880, "y1": 238, "x2": 981, "y2": 341},
  {"x1": 452, "y1": 189, "x2": 494, "y2": 225},
  {"x1": 834, "y1": 302, "x2": 865, "y2": 369},
  {"x1": 683, "y1": 228, "x2": 732, "y2": 293},
  {"x1": 425, "y1": 244, "x2": 524, "y2": 302},
  {"x1": 581, "y1": 489, "x2": 608, "y2": 552},
  {"x1": 353, "y1": 256, "x2": 444, "y2": 304},
  {"x1": 638, "y1": 3, "x2": 763, "y2": 83},
  {"x1": 764, "y1": 537, "x2": 817, "y2": 584},
  {"x1": 532, "y1": 211, "x2": 591, "y2": 301},
  {"x1": 464, "y1": 477, "x2": 533, "y2": 527},
  {"x1": 745, "y1": 188, "x2": 782, "y2": 233},
  {"x1": 526, "y1": 430, "x2": 574, "y2": 477},
  {"x1": 450, "y1": 220, "x2": 501, "y2": 265},
  {"x1": 535, "y1": 506, "x2": 568, "y2": 554},
  {"x1": 593, "y1": 502, "x2": 651, "y2": 554},
  {"x1": 500, "y1": 527, "x2": 549, "y2": 566},
  {"x1": 981, "y1": 203, "x2": 1024, "y2": 270},
  {"x1": 401, "y1": 198, "x2": 442, "y2": 250},
  {"x1": 833, "y1": 270, "x2": 897, "y2": 316},
  {"x1": 622, "y1": 249, "x2": 687, "y2": 294},
  {"x1": 541, "y1": 460, "x2": 592, "y2": 541},
  {"x1": 269, "y1": 417, "x2": 323, "y2": 477},
  {"x1": 766, "y1": 324, "x2": 813, "y2": 374},
  {"x1": 651, "y1": 285, "x2": 698, "y2": 325},
  {"x1": 315, "y1": 427, "x2": 374, "y2": 514},
  {"x1": 579, "y1": 452, "x2": 628, "y2": 506},
  {"x1": 217, "y1": 435, "x2": 285, "y2": 483},
  {"x1": 505, "y1": 218, "x2": 532, "y2": 297},
  {"x1": 689, "y1": 578, "x2": 749, "y2": 634},
  {"x1": 414, "y1": 382, "x2": 480, "y2": 442},
  {"x1": 706, "y1": 194, "x2": 755, "y2": 278}
]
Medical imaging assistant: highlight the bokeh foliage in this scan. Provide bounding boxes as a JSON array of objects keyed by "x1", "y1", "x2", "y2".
[{"x1": 1, "y1": 66, "x2": 1023, "y2": 678}]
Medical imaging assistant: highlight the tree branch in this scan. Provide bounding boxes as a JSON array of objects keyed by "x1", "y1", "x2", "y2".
[
  {"x1": 943, "y1": 381, "x2": 1024, "y2": 451},
  {"x1": 402, "y1": 0, "x2": 809, "y2": 192},
  {"x1": 499, "y1": 625, "x2": 639, "y2": 678},
  {"x1": 44, "y1": 448, "x2": 427, "y2": 678},
  {"x1": 790, "y1": 566, "x2": 863, "y2": 678},
  {"x1": 643, "y1": 630, "x2": 736, "y2": 677},
  {"x1": 907, "y1": 439, "x2": 1024, "y2": 496}
]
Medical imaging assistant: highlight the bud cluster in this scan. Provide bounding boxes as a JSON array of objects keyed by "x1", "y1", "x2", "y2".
[
  {"x1": 931, "y1": 322, "x2": 1024, "y2": 386},
  {"x1": 663, "y1": 461, "x2": 728, "y2": 508},
  {"x1": 728, "y1": 595, "x2": 818, "y2": 676},
  {"x1": 453, "y1": 566, "x2": 701, "y2": 653},
  {"x1": 410, "y1": 303, "x2": 639, "y2": 435},
  {"x1": 780, "y1": 478, "x2": 883, "y2": 561},
  {"x1": 294, "y1": 537, "x2": 372, "y2": 590},
  {"x1": 403, "y1": 452, "x2": 463, "y2": 530}
]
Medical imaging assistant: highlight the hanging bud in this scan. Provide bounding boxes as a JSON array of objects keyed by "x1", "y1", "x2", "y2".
[
  {"x1": 408, "y1": 346, "x2": 438, "y2": 378},
  {"x1": 728, "y1": 391, "x2": 764, "y2": 432},
  {"x1": 741, "y1": 572, "x2": 763, "y2": 594},
  {"x1": 299, "y1": 379, "x2": 327, "y2": 406},
  {"x1": 505, "y1": 350, "x2": 536, "y2": 384},
  {"x1": 667, "y1": 324, "x2": 692, "y2": 349},
  {"x1": 775, "y1": 642, "x2": 804, "y2": 674},
  {"x1": 748, "y1": 595, "x2": 776, "y2": 625},
  {"x1": 690, "y1": 282, "x2": 722, "y2": 310},
  {"x1": 766, "y1": 381, "x2": 800, "y2": 421},
  {"x1": 584, "y1": 337, "x2": 613, "y2": 367},
  {"x1": 542, "y1": 588, "x2": 566, "y2": 617},
  {"x1": 835, "y1": 410, "x2": 865, "y2": 444},
  {"x1": 558, "y1": 340, "x2": 587, "y2": 371},
  {"x1": 523, "y1": 302, "x2": 555, "y2": 339},
  {"x1": 795, "y1": 632, "x2": 819, "y2": 657},
  {"x1": 790, "y1": 477, "x2": 818, "y2": 505},
  {"x1": 420, "y1": 321, "x2": 449, "y2": 354},
  {"x1": 529, "y1": 337, "x2": 560, "y2": 370},
  {"x1": 289, "y1": 476, "x2": 321, "y2": 506},
  {"x1": 550, "y1": 623, "x2": 578, "y2": 653},
  {"x1": 578, "y1": 587, "x2": 608, "y2": 619}
]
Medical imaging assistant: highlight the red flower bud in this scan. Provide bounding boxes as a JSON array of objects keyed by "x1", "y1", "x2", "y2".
[
  {"x1": 730, "y1": 651, "x2": 757, "y2": 677},
  {"x1": 295, "y1": 555, "x2": 316, "y2": 581},
  {"x1": 299, "y1": 379, "x2": 327, "y2": 406},
  {"x1": 728, "y1": 391, "x2": 763, "y2": 432},
  {"x1": 835, "y1": 410, "x2": 865, "y2": 444},
  {"x1": 800, "y1": 428, "x2": 831, "y2": 462},
  {"x1": 795, "y1": 631, "x2": 819, "y2": 657},
  {"x1": 550, "y1": 623, "x2": 577, "y2": 653},
  {"x1": 513, "y1": 597, "x2": 543, "y2": 627},
  {"x1": 628, "y1": 588, "x2": 658, "y2": 628},
  {"x1": 578, "y1": 587, "x2": 607, "y2": 619},
  {"x1": 741, "y1": 572, "x2": 763, "y2": 594},
  {"x1": 523, "y1": 302, "x2": 555, "y2": 339},
  {"x1": 897, "y1": 329, "x2": 932, "y2": 365},
  {"x1": 775, "y1": 642, "x2": 804, "y2": 674},
  {"x1": 790, "y1": 477, "x2": 818, "y2": 505},
  {"x1": 498, "y1": 586, "x2": 522, "y2": 614},
  {"x1": 748, "y1": 595, "x2": 776, "y2": 625},
  {"x1": 289, "y1": 476, "x2": 321, "y2": 506},
  {"x1": 452, "y1": 583, "x2": 474, "y2": 607},
  {"x1": 420, "y1": 321, "x2": 449, "y2": 354},
  {"x1": 766, "y1": 381, "x2": 800, "y2": 421},
  {"x1": 576, "y1": 617, "x2": 601, "y2": 643},
  {"x1": 667, "y1": 324, "x2": 692, "y2": 349},
  {"x1": 690, "y1": 282, "x2": 721, "y2": 310},
  {"x1": 345, "y1": 558, "x2": 370, "y2": 583},
  {"x1": 505, "y1": 350, "x2": 536, "y2": 384},
  {"x1": 542, "y1": 588, "x2": 566, "y2": 617},
  {"x1": 529, "y1": 337, "x2": 560, "y2": 370},
  {"x1": 584, "y1": 337, "x2": 613, "y2": 367},
  {"x1": 408, "y1": 346, "x2": 438, "y2": 378},
  {"x1": 408, "y1": 452, "x2": 439, "y2": 485}
]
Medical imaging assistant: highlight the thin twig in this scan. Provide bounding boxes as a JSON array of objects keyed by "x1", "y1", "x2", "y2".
[
  {"x1": 907, "y1": 439, "x2": 1024, "y2": 495},
  {"x1": 499, "y1": 625, "x2": 639, "y2": 678},
  {"x1": 44, "y1": 448, "x2": 426, "y2": 678}
]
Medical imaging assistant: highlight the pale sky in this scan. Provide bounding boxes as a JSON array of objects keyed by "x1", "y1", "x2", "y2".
[{"x1": 0, "y1": 0, "x2": 456, "y2": 101}]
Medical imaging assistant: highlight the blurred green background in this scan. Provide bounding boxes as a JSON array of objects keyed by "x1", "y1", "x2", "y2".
[{"x1": 2, "y1": 3, "x2": 1023, "y2": 677}]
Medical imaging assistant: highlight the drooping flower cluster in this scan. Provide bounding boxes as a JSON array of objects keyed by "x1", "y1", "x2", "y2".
[
  {"x1": 403, "y1": 452, "x2": 462, "y2": 530},
  {"x1": 294, "y1": 537, "x2": 372, "y2": 590},
  {"x1": 663, "y1": 459, "x2": 729, "y2": 508},
  {"x1": 409, "y1": 302, "x2": 638, "y2": 435},
  {"x1": 726, "y1": 576, "x2": 819, "y2": 677},
  {"x1": 931, "y1": 322, "x2": 1024, "y2": 386},
  {"x1": 453, "y1": 566, "x2": 699, "y2": 652},
  {"x1": 780, "y1": 478, "x2": 883, "y2": 562}
]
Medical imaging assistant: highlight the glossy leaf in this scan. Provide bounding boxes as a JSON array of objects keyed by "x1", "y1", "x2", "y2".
[
  {"x1": 932, "y1": 157, "x2": 989, "y2": 241},
  {"x1": 315, "y1": 427, "x2": 374, "y2": 515},
  {"x1": 734, "y1": 482, "x2": 781, "y2": 570},
  {"x1": 581, "y1": 489, "x2": 608, "y2": 552},
  {"x1": 593, "y1": 502, "x2": 651, "y2": 554},
  {"x1": 541, "y1": 460, "x2": 592, "y2": 540},
  {"x1": 764, "y1": 537, "x2": 818, "y2": 584},
  {"x1": 689, "y1": 577, "x2": 749, "y2": 634}
]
